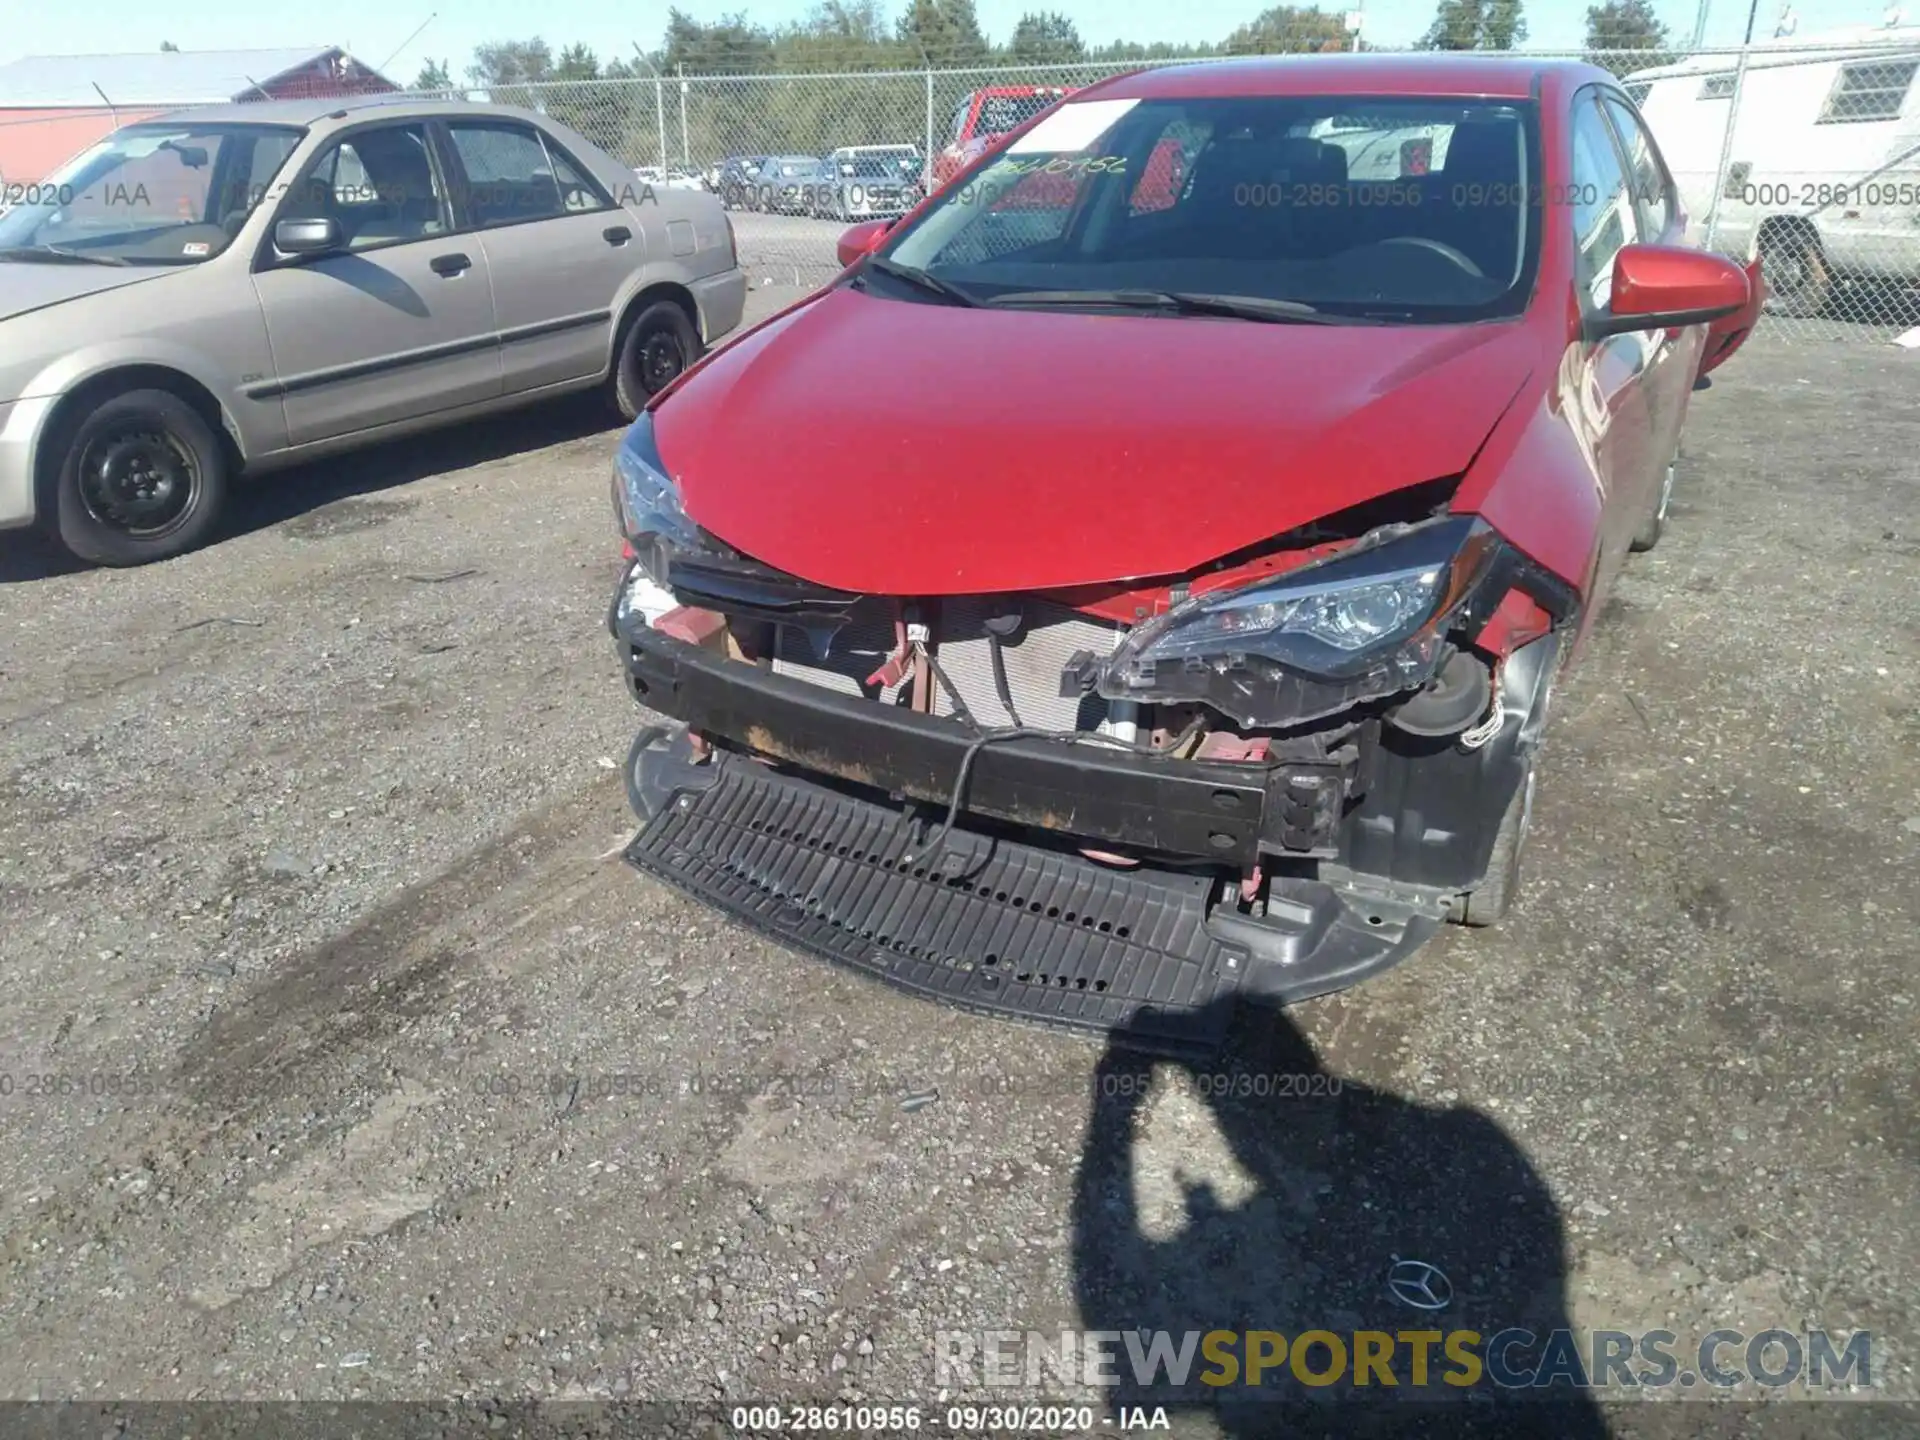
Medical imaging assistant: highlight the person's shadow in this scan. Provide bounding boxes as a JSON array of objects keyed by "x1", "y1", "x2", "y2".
[{"x1": 1072, "y1": 998, "x2": 1611, "y2": 1438}]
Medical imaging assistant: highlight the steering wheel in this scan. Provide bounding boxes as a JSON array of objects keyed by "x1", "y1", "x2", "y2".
[{"x1": 1374, "y1": 235, "x2": 1486, "y2": 279}]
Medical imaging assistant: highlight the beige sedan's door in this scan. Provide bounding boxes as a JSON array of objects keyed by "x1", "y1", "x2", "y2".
[
  {"x1": 248, "y1": 120, "x2": 501, "y2": 447},
  {"x1": 439, "y1": 117, "x2": 641, "y2": 393}
]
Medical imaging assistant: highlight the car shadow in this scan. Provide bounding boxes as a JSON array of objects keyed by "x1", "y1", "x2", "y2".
[
  {"x1": 222, "y1": 391, "x2": 622, "y2": 539},
  {"x1": 0, "y1": 529, "x2": 86, "y2": 584},
  {"x1": 1071, "y1": 997, "x2": 1610, "y2": 1438},
  {"x1": 0, "y1": 393, "x2": 623, "y2": 585}
]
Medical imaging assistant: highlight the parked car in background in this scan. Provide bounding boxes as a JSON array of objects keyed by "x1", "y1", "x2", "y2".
[
  {"x1": 1625, "y1": 20, "x2": 1920, "y2": 316},
  {"x1": 931, "y1": 85, "x2": 1074, "y2": 189},
  {"x1": 635, "y1": 165, "x2": 706, "y2": 192},
  {"x1": 0, "y1": 95, "x2": 746, "y2": 566},
  {"x1": 820, "y1": 145, "x2": 925, "y2": 219},
  {"x1": 754, "y1": 155, "x2": 836, "y2": 214},
  {"x1": 609, "y1": 58, "x2": 1763, "y2": 1047},
  {"x1": 716, "y1": 155, "x2": 768, "y2": 209}
]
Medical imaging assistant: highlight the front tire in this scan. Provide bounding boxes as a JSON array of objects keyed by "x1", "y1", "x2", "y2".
[
  {"x1": 610, "y1": 300, "x2": 701, "y2": 422},
  {"x1": 1630, "y1": 457, "x2": 1675, "y2": 553},
  {"x1": 48, "y1": 388, "x2": 229, "y2": 567},
  {"x1": 1450, "y1": 762, "x2": 1534, "y2": 929},
  {"x1": 1759, "y1": 230, "x2": 1830, "y2": 319}
]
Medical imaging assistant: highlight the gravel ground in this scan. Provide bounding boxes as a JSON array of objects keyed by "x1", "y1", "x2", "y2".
[
  {"x1": 0, "y1": 302, "x2": 1915, "y2": 1435},
  {"x1": 731, "y1": 211, "x2": 854, "y2": 290}
]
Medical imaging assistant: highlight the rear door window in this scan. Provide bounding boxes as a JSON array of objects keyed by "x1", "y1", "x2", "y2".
[{"x1": 444, "y1": 121, "x2": 608, "y2": 227}]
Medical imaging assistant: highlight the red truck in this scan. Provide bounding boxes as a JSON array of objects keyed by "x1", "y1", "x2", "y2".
[
  {"x1": 931, "y1": 86, "x2": 1074, "y2": 190},
  {"x1": 931, "y1": 83, "x2": 1187, "y2": 210}
]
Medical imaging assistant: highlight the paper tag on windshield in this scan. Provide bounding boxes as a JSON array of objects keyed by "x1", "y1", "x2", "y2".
[{"x1": 1007, "y1": 99, "x2": 1141, "y2": 154}]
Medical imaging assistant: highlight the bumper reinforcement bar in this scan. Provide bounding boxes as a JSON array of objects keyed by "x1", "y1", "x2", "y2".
[{"x1": 617, "y1": 618, "x2": 1359, "y2": 865}]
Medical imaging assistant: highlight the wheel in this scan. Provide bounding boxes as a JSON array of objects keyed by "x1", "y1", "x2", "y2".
[
  {"x1": 1450, "y1": 763, "x2": 1534, "y2": 929},
  {"x1": 624, "y1": 722, "x2": 670, "y2": 822},
  {"x1": 47, "y1": 388, "x2": 229, "y2": 566},
  {"x1": 1630, "y1": 456, "x2": 1676, "y2": 553},
  {"x1": 1759, "y1": 230, "x2": 1830, "y2": 319},
  {"x1": 610, "y1": 300, "x2": 701, "y2": 422}
]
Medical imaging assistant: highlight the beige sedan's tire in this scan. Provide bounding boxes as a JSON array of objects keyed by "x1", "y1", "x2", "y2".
[
  {"x1": 48, "y1": 388, "x2": 229, "y2": 567},
  {"x1": 611, "y1": 301, "x2": 701, "y2": 422}
]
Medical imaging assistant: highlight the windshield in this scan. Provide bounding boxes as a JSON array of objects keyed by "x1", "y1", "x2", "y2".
[
  {"x1": 0, "y1": 122, "x2": 304, "y2": 264},
  {"x1": 883, "y1": 95, "x2": 1543, "y2": 323}
]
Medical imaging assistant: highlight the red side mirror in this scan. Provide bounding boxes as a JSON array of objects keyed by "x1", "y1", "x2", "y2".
[
  {"x1": 1592, "y1": 243, "x2": 1751, "y2": 340},
  {"x1": 837, "y1": 219, "x2": 892, "y2": 269}
]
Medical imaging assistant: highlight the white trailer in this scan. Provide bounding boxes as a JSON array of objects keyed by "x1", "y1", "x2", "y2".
[{"x1": 1625, "y1": 22, "x2": 1920, "y2": 315}]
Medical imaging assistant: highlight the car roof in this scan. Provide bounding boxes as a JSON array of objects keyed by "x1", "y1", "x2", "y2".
[
  {"x1": 119, "y1": 94, "x2": 562, "y2": 132},
  {"x1": 1079, "y1": 54, "x2": 1611, "y2": 102}
]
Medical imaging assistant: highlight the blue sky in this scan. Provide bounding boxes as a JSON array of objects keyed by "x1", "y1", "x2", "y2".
[{"x1": 0, "y1": 0, "x2": 1897, "y2": 81}]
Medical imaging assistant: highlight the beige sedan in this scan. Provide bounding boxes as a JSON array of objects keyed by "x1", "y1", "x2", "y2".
[{"x1": 0, "y1": 95, "x2": 746, "y2": 565}]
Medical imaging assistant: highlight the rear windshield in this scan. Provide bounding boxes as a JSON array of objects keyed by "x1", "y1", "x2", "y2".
[{"x1": 885, "y1": 94, "x2": 1545, "y2": 324}]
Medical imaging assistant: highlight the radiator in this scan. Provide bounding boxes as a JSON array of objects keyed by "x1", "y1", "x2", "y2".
[{"x1": 771, "y1": 597, "x2": 1124, "y2": 734}]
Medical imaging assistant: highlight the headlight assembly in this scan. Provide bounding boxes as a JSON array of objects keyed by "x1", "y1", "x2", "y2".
[
  {"x1": 1096, "y1": 517, "x2": 1504, "y2": 728},
  {"x1": 612, "y1": 413, "x2": 713, "y2": 584}
]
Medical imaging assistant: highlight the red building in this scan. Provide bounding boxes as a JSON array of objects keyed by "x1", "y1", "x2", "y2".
[{"x1": 0, "y1": 47, "x2": 396, "y2": 185}]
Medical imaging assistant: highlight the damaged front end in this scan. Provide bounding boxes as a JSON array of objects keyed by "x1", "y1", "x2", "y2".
[{"x1": 607, "y1": 415, "x2": 1575, "y2": 1051}]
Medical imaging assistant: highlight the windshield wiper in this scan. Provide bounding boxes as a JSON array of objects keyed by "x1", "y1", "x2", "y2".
[
  {"x1": 984, "y1": 289, "x2": 1383, "y2": 325},
  {"x1": 0, "y1": 245, "x2": 131, "y2": 267},
  {"x1": 857, "y1": 255, "x2": 979, "y2": 307}
]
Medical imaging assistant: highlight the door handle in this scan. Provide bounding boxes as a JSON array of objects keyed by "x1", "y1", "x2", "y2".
[
  {"x1": 430, "y1": 252, "x2": 471, "y2": 276},
  {"x1": 602, "y1": 225, "x2": 632, "y2": 245}
]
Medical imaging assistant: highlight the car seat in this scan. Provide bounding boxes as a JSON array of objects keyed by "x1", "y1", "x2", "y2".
[
  {"x1": 1185, "y1": 131, "x2": 1356, "y2": 261},
  {"x1": 1432, "y1": 119, "x2": 1524, "y2": 282},
  {"x1": 1278, "y1": 137, "x2": 1351, "y2": 257},
  {"x1": 346, "y1": 130, "x2": 445, "y2": 244}
]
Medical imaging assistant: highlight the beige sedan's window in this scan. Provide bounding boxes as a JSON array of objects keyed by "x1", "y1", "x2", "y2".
[
  {"x1": 445, "y1": 122, "x2": 609, "y2": 227},
  {"x1": 290, "y1": 123, "x2": 448, "y2": 250}
]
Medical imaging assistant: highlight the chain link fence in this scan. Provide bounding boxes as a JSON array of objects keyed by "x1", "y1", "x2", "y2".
[
  {"x1": 3, "y1": 35, "x2": 1918, "y2": 341},
  {"x1": 425, "y1": 38, "x2": 1920, "y2": 341}
]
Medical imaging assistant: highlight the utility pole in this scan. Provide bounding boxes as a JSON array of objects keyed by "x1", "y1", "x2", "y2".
[
  {"x1": 1689, "y1": 0, "x2": 1711, "y2": 50},
  {"x1": 1703, "y1": 0, "x2": 1760, "y2": 251},
  {"x1": 632, "y1": 43, "x2": 668, "y2": 174}
]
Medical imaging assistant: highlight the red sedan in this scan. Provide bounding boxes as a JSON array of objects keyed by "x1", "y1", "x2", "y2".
[{"x1": 608, "y1": 55, "x2": 1763, "y2": 1051}]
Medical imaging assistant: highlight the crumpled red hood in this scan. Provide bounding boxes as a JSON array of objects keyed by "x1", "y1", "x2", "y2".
[{"x1": 653, "y1": 287, "x2": 1539, "y2": 595}]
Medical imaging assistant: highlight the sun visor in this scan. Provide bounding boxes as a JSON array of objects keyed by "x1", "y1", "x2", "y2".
[{"x1": 1006, "y1": 99, "x2": 1142, "y2": 154}]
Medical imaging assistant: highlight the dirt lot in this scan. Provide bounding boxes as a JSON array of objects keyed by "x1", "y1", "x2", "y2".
[{"x1": 0, "y1": 298, "x2": 1915, "y2": 1431}]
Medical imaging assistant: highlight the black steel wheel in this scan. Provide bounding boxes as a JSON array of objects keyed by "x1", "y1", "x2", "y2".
[
  {"x1": 50, "y1": 388, "x2": 228, "y2": 566},
  {"x1": 610, "y1": 299, "x2": 703, "y2": 422}
]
